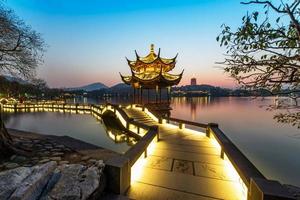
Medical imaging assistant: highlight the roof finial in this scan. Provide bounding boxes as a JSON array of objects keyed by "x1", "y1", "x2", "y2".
[{"x1": 150, "y1": 44, "x2": 155, "y2": 53}]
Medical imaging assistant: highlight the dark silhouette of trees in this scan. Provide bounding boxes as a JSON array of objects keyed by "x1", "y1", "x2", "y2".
[
  {"x1": 0, "y1": 2, "x2": 45, "y2": 158},
  {"x1": 218, "y1": 0, "x2": 300, "y2": 127}
]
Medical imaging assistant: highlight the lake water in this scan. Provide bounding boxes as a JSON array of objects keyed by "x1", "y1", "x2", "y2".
[
  {"x1": 170, "y1": 97, "x2": 300, "y2": 187},
  {"x1": 1, "y1": 96, "x2": 300, "y2": 187},
  {"x1": 2, "y1": 111, "x2": 131, "y2": 154}
]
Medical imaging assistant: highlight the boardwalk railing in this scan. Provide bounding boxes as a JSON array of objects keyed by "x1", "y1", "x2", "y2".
[
  {"x1": 137, "y1": 104, "x2": 295, "y2": 200},
  {"x1": 100, "y1": 103, "x2": 159, "y2": 194}
]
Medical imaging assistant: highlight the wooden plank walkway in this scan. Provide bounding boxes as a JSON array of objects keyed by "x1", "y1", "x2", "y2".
[{"x1": 123, "y1": 107, "x2": 246, "y2": 200}]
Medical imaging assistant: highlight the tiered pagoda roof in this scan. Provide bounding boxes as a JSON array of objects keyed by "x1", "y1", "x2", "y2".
[{"x1": 120, "y1": 44, "x2": 183, "y2": 89}]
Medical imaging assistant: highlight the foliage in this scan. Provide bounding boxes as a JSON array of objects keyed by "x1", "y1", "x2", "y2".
[
  {"x1": 218, "y1": 0, "x2": 300, "y2": 127},
  {"x1": 0, "y1": 3, "x2": 45, "y2": 80},
  {"x1": 0, "y1": 1, "x2": 45, "y2": 157}
]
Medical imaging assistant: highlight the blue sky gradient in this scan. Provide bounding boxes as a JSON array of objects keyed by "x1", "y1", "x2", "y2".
[{"x1": 6, "y1": 0, "x2": 255, "y2": 88}]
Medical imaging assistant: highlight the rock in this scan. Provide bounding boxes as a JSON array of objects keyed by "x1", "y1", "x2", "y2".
[
  {"x1": 35, "y1": 144, "x2": 43, "y2": 148},
  {"x1": 5, "y1": 162, "x2": 20, "y2": 169},
  {"x1": 22, "y1": 164, "x2": 33, "y2": 167},
  {"x1": 51, "y1": 152, "x2": 64, "y2": 157},
  {"x1": 42, "y1": 151, "x2": 50, "y2": 155},
  {"x1": 24, "y1": 144, "x2": 34, "y2": 148},
  {"x1": 79, "y1": 166, "x2": 101, "y2": 200},
  {"x1": 50, "y1": 148, "x2": 61, "y2": 152},
  {"x1": 81, "y1": 156, "x2": 90, "y2": 161},
  {"x1": 50, "y1": 157, "x2": 61, "y2": 161},
  {"x1": 55, "y1": 145, "x2": 65, "y2": 149},
  {"x1": 0, "y1": 167, "x2": 32, "y2": 199},
  {"x1": 10, "y1": 155, "x2": 17, "y2": 161},
  {"x1": 39, "y1": 169, "x2": 61, "y2": 199},
  {"x1": 65, "y1": 148, "x2": 72, "y2": 152},
  {"x1": 58, "y1": 161, "x2": 69, "y2": 165},
  {"x1": 39, "y1": 159, "x2": 50, "y2": 164},
  {"x1": 94, "y1": 160, "x2": 105, "y2": 170},
  {"x1": 87, "y1": 159, "x2": 97, "y2": 164},
  {"x1": 45, "y1": 164, "x2": 85, "y2": 199},
  {"x1": 45, "y1": 163, "x2": 105, "y2": 200},
  {"x1": 45, "y1": 146, "x2": 53, "y2": 150},
  {"x1": 9, "y1": 161, "x2": 57, "y2": 200},
  {"x1": 70, "y1": 154, "x2": 79, "y2": 159},
  {"x1": 13, "y1": 156, "x2": 28, "y2": 163}
]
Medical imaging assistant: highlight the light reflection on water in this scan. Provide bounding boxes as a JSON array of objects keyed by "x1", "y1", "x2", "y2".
[
  {"x1": 2, "y1": 111, "x2": 131, "y2": 154},
  {"x1": 170, "y1": 97, "x2": 300, "y2": 187}
]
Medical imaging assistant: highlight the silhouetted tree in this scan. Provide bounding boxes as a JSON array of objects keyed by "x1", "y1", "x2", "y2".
[
  {"x1": 0, "y1": 2, "x2": 45, "y2": 158},
  {"x1": 218, "y1": 0, "x2": 300, "y2": 127}
]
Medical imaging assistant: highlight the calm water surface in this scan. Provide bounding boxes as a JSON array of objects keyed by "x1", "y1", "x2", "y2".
[
  {"x1": 171, "y1": 97, "x2": 300, "y2": 187},
  {"x1": 2, "y1": 112, "x2": 131, "y2": 154}
]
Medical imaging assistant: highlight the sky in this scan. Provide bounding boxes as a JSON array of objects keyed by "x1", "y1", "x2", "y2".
[{"x1": 5, "y1": 0, "x2": 258, "y2": 88}]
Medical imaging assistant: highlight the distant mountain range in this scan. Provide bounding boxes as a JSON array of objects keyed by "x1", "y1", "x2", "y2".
[
  {"x1": 65, "y1": 82, "x2": 131, "y2": 92},
  {"x1": 65, "y1": 82, "x2": 109, "y2": 92}
]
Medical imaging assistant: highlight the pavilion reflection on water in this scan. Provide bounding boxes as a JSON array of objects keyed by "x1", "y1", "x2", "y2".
[{"x1": 120, "y1": 44, "x2": 183, "y2": 116}]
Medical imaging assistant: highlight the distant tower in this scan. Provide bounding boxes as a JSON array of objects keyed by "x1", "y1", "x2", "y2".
[{"x1": 191, "y1": 77, "x2": 197, "y2": 86}]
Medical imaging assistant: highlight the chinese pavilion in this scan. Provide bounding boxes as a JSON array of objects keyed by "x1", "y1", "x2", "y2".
[{"x1": 120, "y1": 44, "x2": 183, "y2": 104}]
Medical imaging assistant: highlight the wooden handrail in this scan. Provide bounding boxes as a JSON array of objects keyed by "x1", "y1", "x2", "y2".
[
  {"x1": 167, "y1": 117, "x2": 208, "y2": 128},
  {"x1": 124, "y1": 126, "x2": 158, "y2": 167},
  {"x1": 209, "y1": 124, "x2": 265, "y2": 187}
]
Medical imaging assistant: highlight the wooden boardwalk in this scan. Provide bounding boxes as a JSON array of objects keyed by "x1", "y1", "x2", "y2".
[{"x1": 124, "y1": 107, "x2": 246, "y2": 200}]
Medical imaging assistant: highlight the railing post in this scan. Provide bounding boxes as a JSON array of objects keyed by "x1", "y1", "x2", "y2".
[
  {"x1": 151, "y1": 125, "x2": 159, "y2": 142},
  {"x1": 144, "y1": 149, "x2": 147, "y2": 158},
  {"x1": 126, "y1": 122, "x2": 130, "y2": 129},
  {"x1": 179, "y1": 123, "x2": 185, "y2": 129},
  {"x1": 158, "y1": 118, "x2": 163, "y2": 124},
  {"x1": 105, "y1": 155, "x2": 130, "y2": 194},
  {"x1": 220, "y1": 150, "x2": 225, "y2": 159},
  {"x1": 206, "y1": 126, "x2": 210, "y2": 138},
  {"x1": 207, "y1": 123, "x2": 218, "y2": 138}
]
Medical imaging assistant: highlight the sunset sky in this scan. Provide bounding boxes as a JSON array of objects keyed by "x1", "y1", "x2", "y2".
[{"x1": 6, "y1": 0, "x2": 256, "y2": 88}]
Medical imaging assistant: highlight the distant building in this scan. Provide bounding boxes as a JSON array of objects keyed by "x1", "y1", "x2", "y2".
[{"x1": 191, "y1": 77, "x2": 197, "y2": 86}]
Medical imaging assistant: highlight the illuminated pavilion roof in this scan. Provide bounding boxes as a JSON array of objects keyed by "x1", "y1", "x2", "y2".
[{"x1": 120, "y1": 44, "x2": 183, "y2": 89}]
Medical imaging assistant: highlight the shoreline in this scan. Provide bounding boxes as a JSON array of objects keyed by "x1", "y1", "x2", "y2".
[{"x1": 7, "y1": 128, "x2": 120, "y2": 161}]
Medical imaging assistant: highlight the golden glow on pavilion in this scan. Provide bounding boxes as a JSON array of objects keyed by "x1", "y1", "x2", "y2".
[{"x1": 120, "y1": 44, "x2": 183, "y2": 89}]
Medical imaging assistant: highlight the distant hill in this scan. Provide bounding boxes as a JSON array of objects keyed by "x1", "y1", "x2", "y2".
[
  {"x1": 66, "y1": 82, "x2": 108, "y2": 92},
  {"x1": 110, "y1": 83, "x2": 130, "y2": 90}
]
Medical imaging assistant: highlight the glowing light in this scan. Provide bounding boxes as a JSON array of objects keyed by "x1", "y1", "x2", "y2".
[
  {"x1": 144, "y1": 108, "x2": 158, "y2": 122},
  {"x1": 209, "y1": 133, "x2": 222, "y2": 152},
  {"x1": 131, "y1": 152, "x2": 146, "y2": 183},
  {"x1": 116, "y1": 110, "x2": 127, "y2": 128},
  {"x1": 179, "y1": 123, "x2": 185, "y2": 129},
  {"x1": 224, "y1": 153, "x2": 248, "y2": 200}
]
